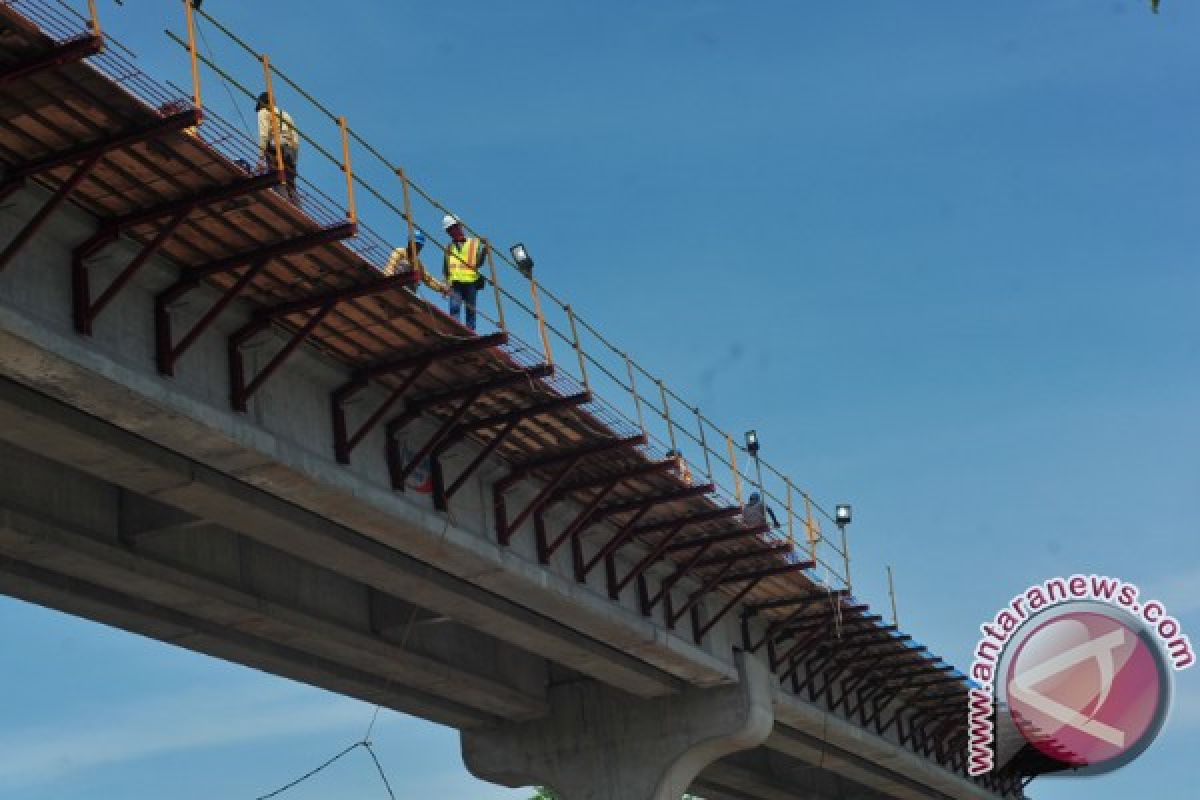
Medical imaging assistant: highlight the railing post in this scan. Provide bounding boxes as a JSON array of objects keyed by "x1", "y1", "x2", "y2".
[
  {"x1": 260, "y1": 54, "x2": 284, "y2": 174},
  {"x1": 786, "y1": 480, "x2": 795, "y2": 549},
  {"x1": 565, "y1": 304, "x2": 589, "y2": 392},
  {"x1": 694, "y1": 407, "x2": 713, "y2": 483},
  {"x1": 657, "y1": 379, "x2": 677, "y2": 452},
  {"x1": 484, "y1": 241, "x2": 506, "y2": 332},
  {"x1": 183, "y1": 0, "x2": 201, "y2": 110},
  {"x1": 841, "y1": 523, "x2": 853, "y2": 592},
  {"x1": 530, "y1": 278, "x2": 553, "y2": 365},
  {"x1": 87, "y1": 0, "x2": 101, "y2": 36},
  {"x1": 396, "y1": 166, "x2": 418, "y2": 274},
  {"x1": 887, "y1": 565, "x2": 899, "y2": 627},
  {"x1": 625, "y1": 354, "x2": 647, "y2": 439},
  {"x1": 726, "y1": 434, "x2": 743, "y2": 505},
  {"x1": 804, "y1": 493, "x2": 818, "y2": 565},
  {"x1": 338, "y1": 116, "x2": 357, "y2": 223}
]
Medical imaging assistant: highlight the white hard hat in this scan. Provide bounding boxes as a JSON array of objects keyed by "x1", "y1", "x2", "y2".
[{"x1": 442, "y1": 213, "x2": 459, "y2": 231}]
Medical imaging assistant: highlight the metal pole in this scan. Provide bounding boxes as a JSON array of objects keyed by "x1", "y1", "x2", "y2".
[
  {"x1": 484, "y1": 243, "x2": 506, "y2": 332},
  {"x1": 887, "y1": 565, "x2": 899, "y2": 628},
  {"x1": 182, "y1": 2, "x2": 205, "y2": 112},
  {"x1": 530, "y1": 279, "x2": 553, "y2": 364},
  {"x1": 565, "y1": 304, "x2": 589, "y2": 392},
  {"x1": 694, "y1": 407, "x2": 713, "y2": 483},
  {"x1": 840, "y1": 523, "x2": 852, "y2": 593},
  {"x1": 260, "y1": 54, "x2": 284, "y2": 174},
  {"x1": 626, "y1": 354, "x2": 646, "y2": 439},
  {"x1": 396, "y1": 167, "x2": 417, "y2": 277},
  {"x1": 657, "y1": 380, "x2": 677, "y2": 451},
  {"x1": 87, "y1": 0, "x2": 101, "y2": 36},
  {"x1": 338, "y1": 116, "x2": 357, "y2": 223},
  {"x1": 804, "y1": 493, "x2": 817, "y2": 565},
  {"x1": 726, "y1": 434, "x2": 743, "y2": 505},
  {"x1": 786, "y1": 480, "x2": 795, "y2": 549}
]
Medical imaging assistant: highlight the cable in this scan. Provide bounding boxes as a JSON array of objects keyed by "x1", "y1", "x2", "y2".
[
  {"x1": 196, "y1": 14, "x2": 253, "y2": 137},
  {"x1": 363, "y1": 742, "x2": 398, "y2": 800},
  {"x1": 254, "y1": 741, "x2": 362, "y2": 800}
]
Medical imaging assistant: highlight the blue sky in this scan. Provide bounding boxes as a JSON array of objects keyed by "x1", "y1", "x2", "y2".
[{"x1": 2, "y1": 1, "x2": 1197, "y2": 798}]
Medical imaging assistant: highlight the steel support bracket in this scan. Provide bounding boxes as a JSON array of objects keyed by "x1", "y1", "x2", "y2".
[
  {"x1": 0, "y1": 34, "x2": 103, "y2": 87},
  {"x1": 154, "y1": 222, "x2": 355, "y2": 375},
  {"x1": 331, "y1": 332, "x2": 506, "y2": 464},
  {"x1": 229, "y1": 273, "x2": 417, "y2": 411}
]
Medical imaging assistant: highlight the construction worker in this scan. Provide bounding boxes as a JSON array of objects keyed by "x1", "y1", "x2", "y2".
[
  {"x1": 442, "y1": 214, "x2": 488, "y2": 330},
  {"x1": 743, "y1": 492, "x2": 780, "y2": 529},
  {"x1": 666, "y1": 449, "x2": 693, "y2": 485},
  {"x1": 385, "y1": 230, "x2": 446, "y2": 294},
  {"x1": 255, "y1": 91, "x2": 300, "y2": 202}
]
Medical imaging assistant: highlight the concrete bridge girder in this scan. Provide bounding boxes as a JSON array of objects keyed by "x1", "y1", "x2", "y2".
[{"x1": 0, "y1": 183, "x2": 1009, "y2": 800}]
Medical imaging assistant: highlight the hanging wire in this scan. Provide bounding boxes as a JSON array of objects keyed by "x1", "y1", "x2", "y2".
[
  {"x1": 194, "y1": 13, "x2": 254, "y2": 135},
  {"x1": 253, "y1": 742, "x2": 363, "y2": 800}
]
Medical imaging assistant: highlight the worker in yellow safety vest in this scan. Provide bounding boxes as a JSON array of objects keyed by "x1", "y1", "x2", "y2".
[
  {"x1": 441, "y1": 214, "x2": 488, "y2": 331},
  {"x1": 385, "y1": 230, "x2": 446, "y2": 295}
]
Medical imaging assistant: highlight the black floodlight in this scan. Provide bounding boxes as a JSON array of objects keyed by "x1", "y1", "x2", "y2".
[
  {"x1": 745, "y1": 429, "x2": 760, "y2": 455},
  {"x1": 835, "y1": 503, "x2": 853, "y2": 528},
  {"x1": 510, "y1": 242, "x2": 534, "y2": 275}
]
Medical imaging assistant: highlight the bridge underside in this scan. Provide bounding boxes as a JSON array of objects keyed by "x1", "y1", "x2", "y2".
[{"x1": 0, "y1": 376, "x2": 956, "y2": 800}]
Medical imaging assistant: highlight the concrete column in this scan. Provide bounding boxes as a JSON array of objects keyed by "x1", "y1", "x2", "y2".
[{"x1": 462, "y1": 652, "x2": 774, "y2": 800}]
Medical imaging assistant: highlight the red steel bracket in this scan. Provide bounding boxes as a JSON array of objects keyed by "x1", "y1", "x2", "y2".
[
  {"x1": 1, "y1": 109, "x2": 198, "y2": 188},
  {"x1": 0, "y1": 154, "x2": 99, "y2": 273},
  {"x1": 390, "y1": 389, "x2": 481, "y2": 490},
  {"x1": 0, "y1": 34, "x2": 103, "y2": 87},
  {"x1": 432, "y1": 391, "x2": 590, "y2": 510},
  {"x1": 664, "y1": 522, "x2": 770, "y2": 554},
  {"x1": 436, "y1": 419, "x2": 518, "y2": 507},
  {"x1": 386, "y1": 364, "x2": 551, "y2": 491},
  {"x1": 577, "y1": 502, "x2": 656, "y2": 585},
  {"x1": 692, "y1": 576, "x2": 768, "y2": 642},
  {"x1": 591, "y1": 483, "x2": 716, "y2": 518},
  {"x1": 229, "y1": 273, "x2": 416, "y2": 411},
  {"x1": 73, "y1": 210, "x2": 187, "y2": 334},
  {"x1": 606, "y1": 505, "x2": 747, "y2": 602},
  {"x1": 553, "y1": 459, "x2": 674, "y2": 499},
  {"x1": 332, "y1": 332, "x2": 507, "y2": 464},
  {"x1": 497, "y1": 455, "x2": 582, "y2": 546},
  {"x1": 1, "y1": 109, "x2": 202, "y2": 274},
  {"x1": 671, "y1": 561, "x2": 813, "y2": 633},
  {"x1": 494, "y1": 435, "x2": 645, "y2": 545},
  {"x1": 743, "y1": 589, "x2": 850, "y2": 616},
  {"x1": 155, "y1": 222, "x2": 355, "y2": 375},
  {"x1": 73, "y1": 173, "x2": 281, "y2": 334},
  {"x1": 536, "y1": 478, "x2": 618, "y2": 565}
]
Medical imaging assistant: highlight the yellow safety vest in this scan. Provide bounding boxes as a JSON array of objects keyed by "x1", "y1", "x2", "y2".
[{"x1": 444, "y1": 238, "x2": 482, "y2": 284}]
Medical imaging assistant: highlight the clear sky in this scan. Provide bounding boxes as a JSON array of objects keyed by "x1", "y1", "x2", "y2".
[{"x1": 1, "y1": 1, "x2": 1197, "y2": 798}]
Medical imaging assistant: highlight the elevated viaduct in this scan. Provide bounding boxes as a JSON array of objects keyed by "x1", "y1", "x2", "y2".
[{"x1": 0, "y1": 2, "x2": 1035, "y2": 798}]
